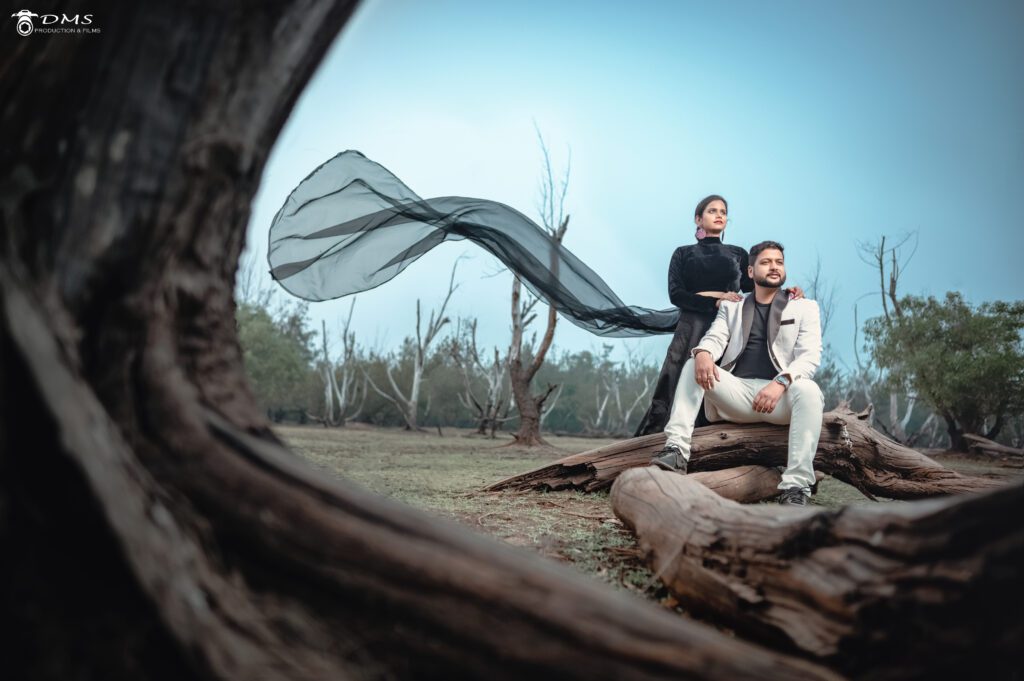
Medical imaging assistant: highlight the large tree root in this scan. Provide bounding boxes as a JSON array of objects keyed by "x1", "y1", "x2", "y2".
[
  {"x1": 610, "y1": 468, "x2": 1023, "y2": 679},
  {"x1": 487, "y1": 408, "x2": 1000, "y2": 499}
]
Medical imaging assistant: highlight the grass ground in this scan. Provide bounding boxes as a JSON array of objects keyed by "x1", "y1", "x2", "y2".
[{"x1": 277, "y1": 423, "x2": 1022, "y2": 612}]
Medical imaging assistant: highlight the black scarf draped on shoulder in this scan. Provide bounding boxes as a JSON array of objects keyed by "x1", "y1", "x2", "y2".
[{"x1": 268, "y1": 151, "x2": 679, "y2": 338}]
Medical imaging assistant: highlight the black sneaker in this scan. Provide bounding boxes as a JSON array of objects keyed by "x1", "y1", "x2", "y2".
[
  {"x1": 777, "y1": 488, "x2": 808, "y2": 506},
  {"x1": 650, "y1": 445, "x2": 688, "y2": 474}
]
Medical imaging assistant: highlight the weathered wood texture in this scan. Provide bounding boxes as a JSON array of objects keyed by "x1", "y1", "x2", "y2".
[
  {"x1": 688, "y1": 467, "x2": 824, "y2": 504},
  {"x1": 487, "y1": 408, "x2": 999, "y2": 499},
  {"x1": 611, "y1": 468, "x2": 1024, "y2": 679},
  {"x1": 0, "y1": 2, "x2": 843, "y2": 679}
]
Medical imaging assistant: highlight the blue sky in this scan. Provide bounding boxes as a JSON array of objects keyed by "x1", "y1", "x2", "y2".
[{"x1": 246, "y1": 0, "x2": 1024, "y2": 369}]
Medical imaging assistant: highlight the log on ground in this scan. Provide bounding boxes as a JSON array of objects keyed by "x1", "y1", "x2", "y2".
[
  {"x1": 486, "y1": 408, "x2": 999, "y2": 499},
  {"x1": 688, "y1": 466, "x2": 825, "y2": 504},
  {"x1": 964, "y1": 433, "x2": 1024, "y2": 459},
  {"x1": 611, "y1": 467, "x2": 1024, "y2": 679}
]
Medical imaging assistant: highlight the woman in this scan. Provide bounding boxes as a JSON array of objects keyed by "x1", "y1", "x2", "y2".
[{"x1": 633, "y1": 195, "x2": 801, "y2": 436}]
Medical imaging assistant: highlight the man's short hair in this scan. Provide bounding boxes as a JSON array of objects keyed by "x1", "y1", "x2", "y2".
[{"x1": 749, "y1": 240, "x2": 785, "y2": 266}]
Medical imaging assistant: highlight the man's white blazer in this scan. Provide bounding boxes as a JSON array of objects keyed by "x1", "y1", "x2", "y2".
[{"x1": 692, "y1": 293, "x2": 823, "y2": 385}]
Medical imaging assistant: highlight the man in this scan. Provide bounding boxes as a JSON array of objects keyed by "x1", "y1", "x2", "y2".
[{"x1": 650, "y1": 240, "x2": 824, "y2": 506}]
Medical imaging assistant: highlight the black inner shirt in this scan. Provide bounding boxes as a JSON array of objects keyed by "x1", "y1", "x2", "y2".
[{"x1": 731, "y1": 301, "x2": 778, "y2": 380}]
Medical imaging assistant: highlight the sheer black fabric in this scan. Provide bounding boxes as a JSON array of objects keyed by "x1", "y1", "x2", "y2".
[{"x1": 268, "y1": 151, "x2": 678, "y2": 338}]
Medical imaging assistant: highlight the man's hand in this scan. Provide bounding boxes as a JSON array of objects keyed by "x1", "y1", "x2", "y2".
[
  {"x1": 753, "y1": 381, "x2": 786, "y2": 413},
  {"x1": 694, "y1": 351, "x2": 719, "y2": 390}
]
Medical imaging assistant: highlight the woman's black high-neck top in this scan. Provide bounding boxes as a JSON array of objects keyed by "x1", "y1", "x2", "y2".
[{"x1": 668, "y1": 236, "x2": 754, "y2": 314}]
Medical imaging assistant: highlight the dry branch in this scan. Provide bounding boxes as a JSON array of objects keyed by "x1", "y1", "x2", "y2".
[{"x1": 486, "y1": 407, "x2": 999, "y2": 499}]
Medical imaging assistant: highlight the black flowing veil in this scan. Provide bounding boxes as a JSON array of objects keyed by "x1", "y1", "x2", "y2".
[{"x1": 268, "y1": 150, "x2": 679, "y2": 338}]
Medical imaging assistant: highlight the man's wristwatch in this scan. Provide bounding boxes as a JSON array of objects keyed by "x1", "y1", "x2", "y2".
[{"x1": 773, "y1": 375, "x2": 792, "y2": 389}]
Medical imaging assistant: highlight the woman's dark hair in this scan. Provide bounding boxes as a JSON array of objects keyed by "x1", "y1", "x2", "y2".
[
  {"x1": 749, "y1": 240, "x2": 784, "y2": 265},
  {"x1": 694, "y1": 194, "x2": 728, "y2": 219}
]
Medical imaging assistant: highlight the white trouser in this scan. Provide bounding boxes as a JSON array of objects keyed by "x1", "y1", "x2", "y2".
[{"x1": 664, "y1": 359, "x2": 824, "y2": 493}]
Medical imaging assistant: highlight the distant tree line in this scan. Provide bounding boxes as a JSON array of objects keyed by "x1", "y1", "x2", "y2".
[
  {"x1": 233, "y1": 285, "x2": 659, "y2": 438},
  {"x1": 233, "y1": 279, "x2": 1022, "y2": 450}
]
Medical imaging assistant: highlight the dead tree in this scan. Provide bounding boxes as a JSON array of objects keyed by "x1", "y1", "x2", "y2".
[
  {"x1": 449, "y1": 318, "x2": 510, "y2": 436},
  {"x1": 539, "y1": 382, "x2": 564, "y2": 428},
  {"x1": 507, "y1": 127, "x2": 569, "y2": 446},
  {"x1": 487, "y1": 407, "x2": 1000, "y2": 498},
  {"x1": 585, "y1": 382, "x2": 612, "y2": 435},
  {"x1": 611, "y1": 468, "x2": 1023, "y2": 679},
  {"x1": 854, "y1": 234, "x2": 937, "y2": 444},
  {"x1": 803, "y1": 254, "x2": 837, "y2": 338},
  {"x1": 316, "y1": 300, "x2": 365, "y2": 426},
  {"x1": 365, "y1": 262, "x2": 458, "y2": 430},
  {"x1": 608, "y1": 345, "x2": 655, "y2": 436},
  {"x1": 577, "y1": 345, "x2": 654, "y2": 437}
]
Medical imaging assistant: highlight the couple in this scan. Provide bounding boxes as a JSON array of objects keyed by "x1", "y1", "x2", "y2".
[
  {"x1": 638, "y1": 196, "x2": 824, "y2": 506},
  {"x1": 267, "y1": 154, "x2": 821, "y2": 506}
]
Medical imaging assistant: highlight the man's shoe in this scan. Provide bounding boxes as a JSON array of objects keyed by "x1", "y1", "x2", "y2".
[
  {"x1": 777, "y1": 488, "x2": 808, "y2": 506},
  {"x1": 650, "y1": 445, "x2": 688, "y2": 474}
]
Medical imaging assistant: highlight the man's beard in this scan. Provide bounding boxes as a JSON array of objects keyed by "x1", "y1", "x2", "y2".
[{"x1": 755, "y1": 272, "x2": 786, "y2": 288}]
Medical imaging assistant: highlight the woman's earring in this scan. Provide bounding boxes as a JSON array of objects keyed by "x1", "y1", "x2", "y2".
[{"x1": 695, "y1": 225, "x2": 707, "y2": 240}]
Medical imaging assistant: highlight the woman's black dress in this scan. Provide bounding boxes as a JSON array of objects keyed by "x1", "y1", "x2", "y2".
[{"x1": 633, "y1": 236, "x2": 754, "y2": 436}]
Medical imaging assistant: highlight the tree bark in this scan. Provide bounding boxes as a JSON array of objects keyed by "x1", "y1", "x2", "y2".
[
  {"x1": 686, "y1": 467, "x2": 825, "y2": 504},
  {"x1": 0, "y1": 3, "x2": 847, "y2": 679},
  {"x1": 486, "y1": 408, "x2": 1001, "y2": 499},
  {"x1": 611, "y1": 468, "x2": 1024, "y2": 679},
  {"x1": 507, "y1": 274, "x2": 560, "y2": 447}
]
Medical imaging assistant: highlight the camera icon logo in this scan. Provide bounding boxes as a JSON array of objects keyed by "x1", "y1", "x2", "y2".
[{"x1": 11, "y1": 9, "x2": 39, "y2": 36}]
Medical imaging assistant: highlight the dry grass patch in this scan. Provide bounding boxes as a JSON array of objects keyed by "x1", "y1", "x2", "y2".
[{"x1": 276, "y1": 423, "x2": 1021, "y2": 610}]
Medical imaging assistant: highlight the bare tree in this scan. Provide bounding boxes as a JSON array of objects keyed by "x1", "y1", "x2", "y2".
[
  {"x1": 854, "y1": 233, "x2": 938, "y2": 444},
  {"x1": 366, "y1": 262, "x2": 459, "y2": 430},
  {"x1": 236, "y1": 248, "x2": 276, "y2": 309},
  {"x1": 507, "y1": 126, "x2": 570, "y2": 446},
  {"x1": 448, "y1": 317, "x2": 511, "y2": 437},
  {"x1": 803, "y1": 254, "x2": 837, "y2": 338},
  {"x1": 607, "y1": 346, "x2": 654, "y2": 436},
  {"x1": 314, "y1": 299, "x2": 365, "y2": 427},
  {"x1": 538, "y1": 382, "x2": 564, "y2": 428},
  {"x1": 576, "y1": 345, "x2": 653, "y2": 437},
  {"x1": 584, "y1": 383, "x2": 612, "y2": 435}
]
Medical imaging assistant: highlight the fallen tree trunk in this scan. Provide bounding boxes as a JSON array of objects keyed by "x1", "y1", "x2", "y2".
[
  {"x1": 487, "y1": 408, "x2": 1000, "y2": 499},
  {"x1": 610, "y1": 468, "x2": 1023, "y2": 679},
  {"x1": 688, "y1": 467, "x2": 824, "y2": 504},
  {"x1": 963, "y1": 433, "x2": 1024, "y2": 458}
]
